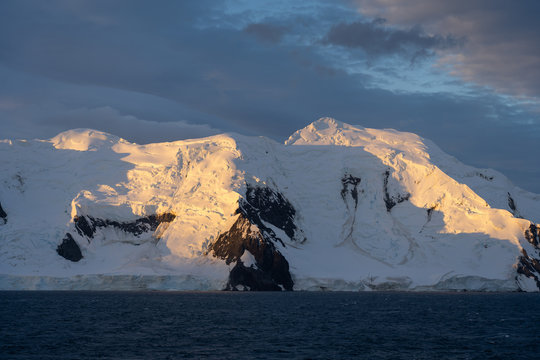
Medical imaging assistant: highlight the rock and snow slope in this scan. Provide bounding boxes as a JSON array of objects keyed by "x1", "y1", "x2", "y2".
[{"x1": 1, "y1": 118, "x2": 539, "y2": 291}]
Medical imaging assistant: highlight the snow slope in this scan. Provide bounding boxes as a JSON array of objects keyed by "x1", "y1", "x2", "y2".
[{"x1": 1, "y1": 118, "x2": 539, "y2": 291}]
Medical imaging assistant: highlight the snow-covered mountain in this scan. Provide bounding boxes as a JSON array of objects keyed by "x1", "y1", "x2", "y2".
[{"x1": 1, "y1": 118, "x2": 539, "y2": 291}]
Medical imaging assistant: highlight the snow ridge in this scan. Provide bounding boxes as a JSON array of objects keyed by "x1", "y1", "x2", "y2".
[{"x1": 1, "y1": 118, "x2": 539, "y2": 291}]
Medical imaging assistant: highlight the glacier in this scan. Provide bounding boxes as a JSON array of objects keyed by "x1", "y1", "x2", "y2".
[{"x1": 1, "y1": 118, "x2": 539, "y2": 291}]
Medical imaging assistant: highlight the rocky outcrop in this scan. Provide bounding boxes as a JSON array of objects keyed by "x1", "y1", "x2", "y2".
[
  {"x1": 525, "y1": 223, "x2": 540, "y2": 247},
  {"x1": 56, "y1": 233, "x2": 83, "y2": 262},
  {"x1": 517, "y1": 223, "x2": 540, "y2": 289},
  {"x1": 209, "y1": 212, "x2": 294, "y2": 291},
  {"x1": 508, "y1": 193, "x2": 517, "y2": 213},
  {"x1": 73, "y1": 213, "x2": 176, "y2": 240},
  {"x1": 57, "y1": 212, "x2": 176, "y2": 261},
  {"x1": 207, "y1": 184, "x2": 301, "y2": 291},
  {"x1": 383, "y1": 170, "x2": 410, "y2": 212},
  {"x1": 240, "y1": 183, "x2": 304, "y2": 243},
  {"x1": 426, "y1": 207, "x2": 435, "y2": 222},
  {"x1": 0, "y1": 201, "x2": 6, "y2": 224},
  {"x1": 517, "y1": 250, "x2": 540, "y2": 289},
  {"x1": 341, "y1": 174, "x2": 362, "y2": 209},
  {"x1": 339, "y1": 173, "x2": 363, "y2": 247},
  {"x1": 507, "y1": 192, "x2": 523, "y2": 218},
  {"x1": 476, "y1": 172, "x2": 494, "y2": 181}
]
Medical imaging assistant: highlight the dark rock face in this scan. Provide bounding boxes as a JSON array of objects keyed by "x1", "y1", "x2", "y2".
[
  {"x1": 518, "y1": 223, "x2": 540, "y2": 289},
  {"x1": 58, "y1": 212, "x2": 175, "y2": 261},
  {"x1": 476, "y1": 172, "x2": 494, "y2": 181},
  {"x1": 0, "y1": 201, "x2": 6, "y2": 224},
  {"x1": 341, "y1": 174, "x2": 362, "y2": 209},
  {"x1": 517, "y1": 250, "x2": 540, "y2": 289},
  {"x1": 525, "y1": 223, "x2": 540, "y2": 247},
  {"x1": 383, "y1": 170, "x2": 410, "y2": 212},
  {"x1": 339, "y1": 173, "x2": 363, "y2": 246},
  {"x1": 507, "y1": 193, "x2": 517, "y2": 212},
  {"x1": 57, "y1": 233, "x2": 83, "y2": 262},
  {"x1": 426, "y1": 207, "x2": 434, "y2": 222},
  {"x1": 208, "y1": 183, "x2": 301, "y2": 290},
  {"x1": 74, "y1": 215, "x2": 94, "y2": 238},
  {"x1": 240, "y1": 184, "x2": 304, "y2": 243},
  {"x1": 209, "y1": 212, "x2": 294, "y2": 291},
  {"x1": 507, "y1": 193, "x2": 522, "y2": 218},
  {"x1": 74, "y1": 213, "x2": 176, "y2": 240}
]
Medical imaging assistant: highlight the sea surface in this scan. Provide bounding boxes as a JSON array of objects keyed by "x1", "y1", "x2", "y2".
[{"x1": 1, "y1": 291, "x2": 539, "y2": 359}]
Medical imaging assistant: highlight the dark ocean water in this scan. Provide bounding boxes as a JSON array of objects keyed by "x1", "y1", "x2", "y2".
[{"x1": 1, "y1": 291, "x2": 539, "y2": 360}]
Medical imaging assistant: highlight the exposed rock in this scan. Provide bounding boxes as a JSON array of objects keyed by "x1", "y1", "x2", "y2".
[
  {"x1": 56, "y1": 233, "x2": 83, "y2": 262},
  {"x1": 476, "y1": 172, "x2": 494, "y2": 181},
  {"x1": 383, "y1": 170, "x2": 410, "y2": 212},
  {"x1": 74, "y1": 215, "x2": 94, "y2": 238},
  {"x1": 59, "y1": 212, "x2": 176, "y2": 261},
  {"x1": 508, "y1": 193, "x2": 517, "y2": 212},
  {"x1": 518, "y1": 223, "x2": 540, "y2": 289},
  {"x1": 240, "y1": 183, "x2": 304, "y2": 243},
  {"x1": 0, "y1": 201, "x2": 6, "y2": 224},
  {"x1": 525, "y1": 223, "x2": 540, "y2": 247},
  {"x1": 341, "y1": 174, "x2": 362, "y2": 209},
  {"x1": 74, "y1": 213, "x2": 176, "y2": 240},
  {"x1": 426, "y1": 207, "x2": 434, "y2": 222},
  {"x1": 507, "y1": 192, "x2": 523, "y2": 218},
  {"x1": 517, "y1": 250, "x2": 540, "y2": 289},
  {"x1": 339, "y1": 173, "x2": 363, "y2": 247},
  {"x1": 228, "y1": 262, "x2": 284, "y2": 291},
  {"x1": 208, "y1": 183, "x2": 300, "y2": 290},
  {"x1": 209, "y1": 212, "x2": 293, "y2": 291}
]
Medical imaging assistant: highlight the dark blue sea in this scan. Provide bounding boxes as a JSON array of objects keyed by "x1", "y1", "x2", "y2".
[{"x1": 1, "y1": 291, "x2": 539, "y2": 359}]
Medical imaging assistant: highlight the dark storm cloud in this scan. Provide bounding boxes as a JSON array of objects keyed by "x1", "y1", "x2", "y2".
[
  {"x1": 324, "y1": 19, "x2": 458, "y2": 62},
  {"x1": 355, "y1": 0, "x2": 540, "y2": 98},
  {"x1": 0, "y1": 0, "x2": 350, "y2": 136},
  {"x1": 244, "y1": 23, "x2": 288, "y2": 44},
  {"x1": 0, "y1": 0, "x2": 538, "y2": 192}
]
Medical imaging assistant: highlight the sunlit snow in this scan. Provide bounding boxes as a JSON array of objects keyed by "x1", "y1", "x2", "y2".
[{"x1": 0, "y1": 118, "x2": 539, "y2": 291}]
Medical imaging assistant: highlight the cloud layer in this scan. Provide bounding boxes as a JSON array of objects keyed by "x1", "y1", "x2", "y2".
[
  {"x1": 324, "y1": 18, "x2": 458, "y2": 63},
  {"x1": 0, "y1": 0, "x2": 538, "y2": 192},
  {"x1": 354, "y1": 0, "x2": 540, "y2": 98}
]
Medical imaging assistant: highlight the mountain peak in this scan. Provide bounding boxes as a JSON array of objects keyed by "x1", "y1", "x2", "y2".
[
  {"x1": 309, "y1": 117, "x2": 345, "y2": 130},
  {"x1": 50, "y1": 129, "x2": 123, "y2": 151},
  {"x1": 1, "y1": 118, "x2": 540, "y2": 292},
  {"x1": 286, "y1": 117, "x2": 368, "y2": 146}
]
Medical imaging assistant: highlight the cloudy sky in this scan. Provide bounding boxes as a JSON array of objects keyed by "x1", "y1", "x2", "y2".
[{"x1": 1, "y1": 0, "x2": 539, "y2": 192}]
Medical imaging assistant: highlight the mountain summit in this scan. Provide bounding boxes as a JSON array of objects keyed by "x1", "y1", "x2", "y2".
[{"x1": 1, "y1": 118, "x2": 539, "y2": 291}]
